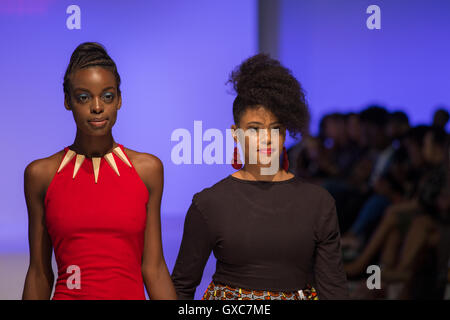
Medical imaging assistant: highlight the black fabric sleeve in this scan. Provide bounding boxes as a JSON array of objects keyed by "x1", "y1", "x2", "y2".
[
  {"x1": 313, "y1": 199, "x2": 349, "y2": 300},
  {"x1": 171, "y1": 200, "x2": 215, "y2": 300}
]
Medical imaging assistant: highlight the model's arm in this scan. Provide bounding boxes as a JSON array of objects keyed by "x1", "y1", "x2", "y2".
[
  {"x1": 313, "y1": 197, "x2": 349, "y2": 300},
  {"x1": 137, "y1": 154, "x2": 177, "y2": 300},
  {"x1": 171, "y1": 200, "x2": 214, "y2": 300},
  {"x1": 22, "y1": 160, "x2": 55, "y2": 300}
]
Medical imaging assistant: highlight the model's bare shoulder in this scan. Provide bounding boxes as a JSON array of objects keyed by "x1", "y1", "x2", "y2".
[
  {"x1": 24, "y1": 150, "x2": 65, "y2": 196},
  {"x1": 123, "y1": 147, "x2": 163, "y2": 189},
  {"x1": 123, "y1": 147, "x2": 163, "y2": 171}
]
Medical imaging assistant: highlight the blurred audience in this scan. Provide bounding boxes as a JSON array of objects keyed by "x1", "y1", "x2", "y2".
[{"x1": 289, "y1": 106, "x2": 450, "y2": 299}]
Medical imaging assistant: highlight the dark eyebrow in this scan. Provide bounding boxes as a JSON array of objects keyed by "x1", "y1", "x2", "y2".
[
  {"x1": 246, "y1": 121, "x2": 281, "y2": 126},
  {"x1": 73, "y1": 87, "x2": 91, "y2": 93},
  {"x1": 73, "y1": 87, "x2": 115, "y2": 93}
]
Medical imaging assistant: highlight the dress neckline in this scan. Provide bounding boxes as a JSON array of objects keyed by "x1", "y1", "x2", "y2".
[
  {"x1": 228, "y1": 174, "x2": 297, "y2": 185},
  {"x1": 66, "y1": 143, "x2": 122, "y2": 158},
  {"x1": 58, "y1": 143, "x2": 132, "y2": 183}
]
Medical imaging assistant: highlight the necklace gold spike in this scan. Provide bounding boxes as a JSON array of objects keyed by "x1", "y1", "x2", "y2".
[
  {"x1": 104, "y1": 153, "x2": 120, "y2": 176},
  {"x1": 57, "y1": 149, "x2": 76, "y2": 173},
  {"x1": 92, "y1": 157, "x2": 101, "y2": 183},
  {"x1": 58, "y1": 145, "x2": 131, "y2": 183},
  {"x1": 113, "y1": 147, "x2": 132, "y2": 168},
  {"x1": 73, "y1": 154, "x2": 85, "y2": 179}
]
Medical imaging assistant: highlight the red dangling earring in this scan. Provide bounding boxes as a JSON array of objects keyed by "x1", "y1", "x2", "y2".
[
  {"x1": 282, "y1": 146, "x2": 289, "y2": 172},
  {"x1": 232, "y1": 146, "x2": 243, "y2": 170}
]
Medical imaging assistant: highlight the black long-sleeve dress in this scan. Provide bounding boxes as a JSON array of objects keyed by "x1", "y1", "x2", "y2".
[{"x1": 171, "y1": 175, "x2": 349, "y2": 300}]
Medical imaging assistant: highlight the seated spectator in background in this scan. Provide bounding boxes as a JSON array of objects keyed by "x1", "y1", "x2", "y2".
[
  {"x1": 386, "y1": 110, "x2": 410, "y2": 147},
  {"x1": 288, "y1": 104, "x2": 449, "y2": 299},
  {"x1": 432, "y1": 108, "x2": 449, "y2": 131},
  {"x1": 344, "y1": 126, "x2": 449, "y2": 299},
  {"x1": 291, "y1": 135, "x2": 329, "y2": 184},
  {"x1": 317, "y1": 112, "x2": 363, "y2": 179},
  {"x1": 401, "y1": 125, "x2": 431, "y2": 196},
  {"x1": 340, "y1": 171, "x2": 407, "y2": 260},
  {"x1": 289, "y1": 112, "x2": 363, "y2": 183},
  {"x1": 359, "y1": 106, "x2": 394, "y2": 187},
  {"x1": 321, "y1": 106, "x2": 392, "y2": 233},
  {"x1": 432, "y1": 173, "x2": 450, "y2": 299},
  {"x1": 340, "y1": 124, "x2": 413, "y2": 253},
  {"x1": 345, "y1": 112, "x2": 366, "y2": 150}
]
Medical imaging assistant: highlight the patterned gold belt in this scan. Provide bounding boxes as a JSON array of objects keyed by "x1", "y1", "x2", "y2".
[{"x1": 202, "y1": 281, "x2": 318, "y2": 300}]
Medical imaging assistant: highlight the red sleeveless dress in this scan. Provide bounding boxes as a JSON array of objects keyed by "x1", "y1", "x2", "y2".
[{"x1": 44, "y1": 144, "x2": 149, "y2": 300}]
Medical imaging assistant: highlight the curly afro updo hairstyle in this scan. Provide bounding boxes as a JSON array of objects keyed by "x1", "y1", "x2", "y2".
[{"x1": 228, "y1": 53, "x2": 310, "y2": 138}]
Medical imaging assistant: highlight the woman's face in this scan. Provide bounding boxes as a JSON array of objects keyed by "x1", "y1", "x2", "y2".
[
  {"x1": 65, "y1": 66, "x2": 121, "y2": 137},
  {"x1": 232, "y1": 106, "x2": 286, "y2": 169}
]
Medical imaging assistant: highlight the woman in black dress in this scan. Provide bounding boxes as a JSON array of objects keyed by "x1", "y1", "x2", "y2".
[{"x1": 171, "y1": 54, "x2": 349, "y2": 300}]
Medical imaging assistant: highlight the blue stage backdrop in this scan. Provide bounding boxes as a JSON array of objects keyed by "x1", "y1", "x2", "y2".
[
  {"x1": 279, "y1": 0, "x2": 450, "y2": 131},
  {"x1": 0, "y1": 0, "x2": 257, "y2": 251},
  {"x1": 0, "y1": 0, "x2": 448, "y2": 256}
]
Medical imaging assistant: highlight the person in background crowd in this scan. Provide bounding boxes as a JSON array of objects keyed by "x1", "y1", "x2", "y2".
[{"x1": 290, "y1": 104, "x2": 449, "y2": 299}]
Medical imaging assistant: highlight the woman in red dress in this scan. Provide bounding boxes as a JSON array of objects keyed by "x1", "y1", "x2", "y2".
[{"x1": 22, "y1": 42, "x2": 176, "y2": 300}]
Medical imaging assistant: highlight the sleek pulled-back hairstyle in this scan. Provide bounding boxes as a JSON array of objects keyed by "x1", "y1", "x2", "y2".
[
  {"x1": 63, "y1": 42, "x2": 121, "y2": 104},
  {"x1": 228, "y1": 53, "x2": 310, "y2": 138}
]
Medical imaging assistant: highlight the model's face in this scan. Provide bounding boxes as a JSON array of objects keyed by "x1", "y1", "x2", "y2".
[
  {"x1": 232, "y1": 106, "x2": 286, "y2": 167},
  {"x1": 65, "y1": 66, "x2": 121, "y2": 136}
]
